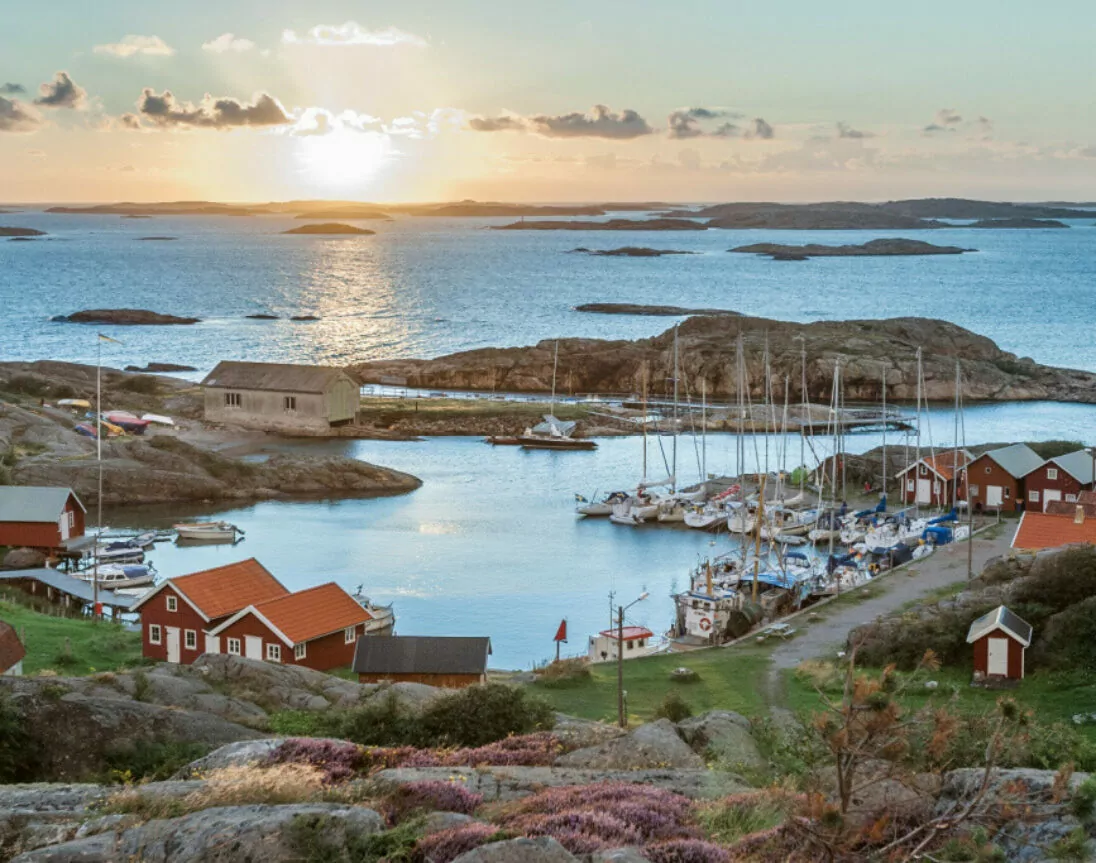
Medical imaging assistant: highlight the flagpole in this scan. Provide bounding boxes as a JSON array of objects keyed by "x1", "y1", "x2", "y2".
[{"x1": 94, "y1": 336, "x2": 101, "y2": 617}]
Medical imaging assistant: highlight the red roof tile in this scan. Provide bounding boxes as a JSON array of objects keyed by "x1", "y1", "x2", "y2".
[
  {"x1": 1011, "y1": 512, "x2": 1096, "y2": 550},
  {"x1": 251, "y1": 582, "x2": 372, "y2": 645},
  {"x1": 171, "y1": 559, "x2": 289, "y2": 620}
]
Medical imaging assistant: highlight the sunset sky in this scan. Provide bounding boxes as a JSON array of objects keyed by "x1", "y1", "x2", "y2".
[{"x1": 3, "y1": 0, "x2": 1095, "y2": 203}]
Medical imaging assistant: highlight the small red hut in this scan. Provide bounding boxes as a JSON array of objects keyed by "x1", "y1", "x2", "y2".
[{"x1": 966, "y1": 605, "x2": 1032, "y2": 682}]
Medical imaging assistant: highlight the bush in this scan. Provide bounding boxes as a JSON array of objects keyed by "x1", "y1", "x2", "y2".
[
  {"x1": 644, "y1": 840, "x2": 732, "y2": 863},
  {"x1": 267, "y1": 738, "x2": 368, "y2": 783},
  {"x1": 413, "y1": 683, "x2": 555, "y2": 748},
  {"x1": 115, "y1": 375, "x2": 160, "y2": 395},
  {"x1": 695, "y1": 792, "x2": 791, "y2": 845},
  {"x1": 382, "y1": 780, "x2": 483, "y2": 823},
  {"x1": 854, "y1": 602, "x2": 999, "y2": 671},
  {"x1": 104, "y1": 740, "x2": 212, "y2": 782},
  {"x1": 654, "y1": 691, "x2": 694, "y2": 723},
  {"x1": 0, "y1": 691, "x2": 40, "y2": 781},
  {"x1": 288, "y1": 812, "x2": 425, "y2": 863},
  {"x1": 415, "y1": 823, "x2": 507, "y2": 863},
  {"x1": 1013, "y1": 546, "x2": 1096, "y2": 618},
  {"x1": 1033, "y1": 596, "x2": 1096, "y2": 669},
  {"x1": 535, "y1": 657, "x2": 592, "y2": 688}
]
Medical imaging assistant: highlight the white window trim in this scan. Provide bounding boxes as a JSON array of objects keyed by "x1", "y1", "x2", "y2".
[
  {"x1": 227, "y1": 638, "x2": 241, "y2": 656},
  {"x1": 184, "y1": 629, "x2": 197, "y2": 650},
  {"x1": 1029, "y1": 490, "x2": 1040, "y2": 502},
  {"x1": 1047, "y1": 468, "x2": 1059, "y2": 480},
  {"x1": 149, "y1": 624, "x2": 162, "y2": 645},
  {"x1": 1066, "y1": 493, "x2": 1078, "y2": 502},
  {"x1": 344, "y1": 626, "x2": 357, "y2": 644},
  {"x1": 294, "y1": 643, "x2": 307, "y2": 660},
  {"x1": 166, "y1": 595, "x2": 178, "y2": 613},
  {"x1": 266, "y1": 643, "x2": 282, "y2": 662}
]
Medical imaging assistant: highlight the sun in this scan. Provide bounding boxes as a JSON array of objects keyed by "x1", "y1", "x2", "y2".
[{"x1": 296, "y1": 129, "x2": 393, "y2": 191}]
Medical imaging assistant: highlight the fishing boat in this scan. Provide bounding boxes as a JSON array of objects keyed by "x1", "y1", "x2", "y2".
[
  {"x1": 174, "y1": 521, "x2": 244, "y2": 542},
  {"x1": 76, "y1": 563, "x2": 156, "y2": 589},
  {"x1": 352, "y1": 586, "x2": 396, "y2": 633}
]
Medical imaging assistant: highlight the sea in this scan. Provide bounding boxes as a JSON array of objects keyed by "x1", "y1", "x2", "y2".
[{"x1": 2, "y1": 209, "x2": 1096, "y2": 667}]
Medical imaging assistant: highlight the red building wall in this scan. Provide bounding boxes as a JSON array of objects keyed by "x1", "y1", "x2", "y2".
[
  {"x1": 972, "y1": 634, "x2": 1024, "y2": 679},
  {"x1": 213, "y1": 615, "x2": 364, "y2": 671},
  {"x1": 963, "y1": 457, "x2": 1022, "y2": 513},
  {"x1": 357, "y1": 672, "x2": 483, "y2": 688},
  {"x1": 1023, "y1": 465, "x2": 1090, "y2": 512},
  {"x1": 0, "y1": 496, "x2": 85, "y2": 550},
  {"x1": 139, "y1": 586, "x2": 209, "y2": 664},
  {"x1": 900, "y1": 465, "x2": 960, "y2": 508}
]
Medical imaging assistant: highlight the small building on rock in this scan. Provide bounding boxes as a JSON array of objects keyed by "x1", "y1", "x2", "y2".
[
  {"x1": 967, "y1": 605, "x2": 1032, "y2": 683},
  {"x1": 201, "y1": 361, "x2": 360, "y2": 433},
  {"x1": 353, "y1": 636, "x2": 492, "y2": 688}
]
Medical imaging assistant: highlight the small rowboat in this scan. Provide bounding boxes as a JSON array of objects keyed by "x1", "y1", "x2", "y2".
[
  {"x1": 174, "y1": 521, "x2": 244, "y2": 543},
  {"x1": 141, "y1": 413, "x2": 175, "y2": 427},
  {"x1": 58, "y1": 399, "x2": 91, "y2": 409},
  {"x1": 105, "y1": 413, "x2": 151, "y2": 435}
]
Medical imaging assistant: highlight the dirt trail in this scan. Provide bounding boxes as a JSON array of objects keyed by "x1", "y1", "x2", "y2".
[{"x1": 763, "y1": 527, "x2": 1015, "y2": 708}]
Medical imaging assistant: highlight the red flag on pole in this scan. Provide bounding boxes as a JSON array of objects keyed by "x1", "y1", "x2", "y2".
[{"x1": 553, "y1": 619, "x2": 567, "y2": 643}]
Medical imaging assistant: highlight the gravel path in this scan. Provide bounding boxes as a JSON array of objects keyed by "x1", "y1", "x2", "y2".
[{"x1": 764, "y1": 526, "x2": 1015, "y2": 704}]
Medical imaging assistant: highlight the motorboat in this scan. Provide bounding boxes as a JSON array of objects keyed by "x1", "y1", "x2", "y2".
[
  {"x1": 485, "y1": 435, "x2": 522, "y2": 446},
  {"x1": 94, "y1": 541, "x2": 145, "y2": 563},
  {"x1": 518, "y1": 416, "x2": 598, "y2": 450},
  {"x1": 351, "y1": 586, "x2": 396, "y2": 634},
  {"x1": 77, "y1": 563, "x2": 156, "y2": 589},
  {"x1": 575, "y1": 491, "x2": 628, "y2": 517},
  {"x1": 174, "y1": 521, "x2": 244, "y2": 542}
]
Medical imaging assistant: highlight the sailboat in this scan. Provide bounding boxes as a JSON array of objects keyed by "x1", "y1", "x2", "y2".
[{"x1": 518, "y1": 341, "x2": 597, "y2": 450}]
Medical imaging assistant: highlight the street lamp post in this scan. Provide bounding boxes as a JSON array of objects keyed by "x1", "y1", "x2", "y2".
[{"x1": 617, "y1": 591, "x2": 649, "y2": 728}]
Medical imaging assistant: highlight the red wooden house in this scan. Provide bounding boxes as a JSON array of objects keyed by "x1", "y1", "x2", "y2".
[
  {"x1": 1021, "y1": 451, "x2": 1096, "y2": 512},
  {"x1": 207, "y1": 582, "x2": 375, "y2": 671},
  {"x1": 0, "y1": 487, "x2": 85, "y2": 551},
  {"x1": 962, "y1": 443, "x2": 1043, "y2": 514},
  {"x1": 131, "y1": 559, "x2": 289, "y2": 665},
  {"x1": 966, "y1": 605, "x2": 1032, "y2": 682},
  {"x1": 896, "y1": 451, "x2": 972, "y2": 508}
]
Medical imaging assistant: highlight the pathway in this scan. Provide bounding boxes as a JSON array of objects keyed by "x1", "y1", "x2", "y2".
[{"x1": 763, "y1": 525, "x2": 1015, "y2": 706}]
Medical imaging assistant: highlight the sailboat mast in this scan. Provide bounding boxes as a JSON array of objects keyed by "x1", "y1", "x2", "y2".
[
  {"x1": 952, "y1": 359, "x2": 960, "y2": 510},
  {"x1": 881, "y1": 364, "x2": 888, "y2": 507},
  {"x1": 701, "y1": 379, "x2": 707, "y2": 482},
  {"x1": 799, "y1": 340, "x2": 807, "y2": 495},
  {"x1": 671, "y1": 325, "x2": 679, "y2": 493},
  {"x1": 94, "y1": 336, "x2": 102, "y2": 614},
  {"x1": 915, "y1": 347, "x2": 923, "y2": 516},
  {"x1": 828, "y1": 362, "x2": 839, "y2": 564},
  {"x1": 641, "y1": 367, "x2": 648, "y2": 483},
  {"x1": 550, "y1": 340, "x2": 559, "y2": 415}
]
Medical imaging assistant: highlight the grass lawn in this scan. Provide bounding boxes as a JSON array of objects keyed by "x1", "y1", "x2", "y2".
[
  {"x1": 0, "y1": 595, "x2": 144, "y2": 676},
  {"x1": 357, "y1": 396, "x2": 590, "y2": 423},
  {"x1": 783, "y1": 660, "x2": 1096, "y2": 742},
  {"x1": 531, "y1": 646, "x2": 773, "y2": 724}
]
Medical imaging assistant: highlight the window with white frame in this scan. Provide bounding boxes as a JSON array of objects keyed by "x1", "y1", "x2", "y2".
[
  {"x1": 283, "y1": 396, "x2": 297, "y2": 413},
  {"x1": 149, "y1": 624, "x2": 162, "y2": 645},
  {"x1": 227, "y1": 638, "x2": 241, "y2": 655},
  {"x1": 67, "y1": 511, "x2": 75, "y2": 528},
  {"x1": 1047, "y1": 468, "x2": 1059, "y2": 480},
  {"x1": 225, "y1": 392, "x2": 242, "y2": 408},
  {"x1": 920, "y1": 465, "x2": 927, "y2": 476},
  {"x1": 266, "y1": 643, "x2": 282, "y2": 662},
  {"x1": 344, "y1": 626, "x2": 357, "y2": 644},
  {"x1": 1029, "y1": 490, "x2": 1040, "y2": 502},
  {"x1": 1004, "y1": 488, "x2": 1011, "y2": 499},
  {"x1": 184, "y1": 630, "x2": 197, "y2": 650},
  {"x1": 906, "y1": 479, "x2": 914, "y2": 492},
  {"x1": 294, "y1": 643, "x2": 306, "y2": 660},
  {"x1": 969, "y1": 485, "x2": 980, "y2": 496},
  {"x1": 166, "y1": 595, "x2": 178, "y2": 612},
  {"x1": 1066, "y1": 494, "x2": 1078, "y2": 502}
]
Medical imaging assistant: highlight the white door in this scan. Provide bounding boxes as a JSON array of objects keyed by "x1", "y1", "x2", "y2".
[
  {"x1": 987, "y1": 637, "x2": 1009, "y2": 676},
  {"x1": 204, "y1": 634, "x2": 221, "y2": 655},
  {"x1": 986, "y1": 486, "x2": 1003, "y2": 507},
  {"x1": 245, "y1": 635, "x2": 263, "y2": 660},
  {"x1": 1043, "y1": 489, "x2": 1062, "y2": 512},
  {"x1": 59, "y1": 514, "x2": 70, "y2": 541},
  {"x1": 916, "y1": 479, "x2": 932, "y2": 504},
  {"x1": 166, "y1": 627, "x2": 181, "y2": 664}
]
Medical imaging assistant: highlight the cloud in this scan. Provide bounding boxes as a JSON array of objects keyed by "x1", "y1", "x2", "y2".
[
  {"x1": 712, "y1": 122, "x2": 740, "y2": 138},
  {"x1": 119, "y1": 113, "x2": 143, "y2": 130},
  {"x1": 134, "y1": 89, "x2": 291, "y2": 129},
  {"x1": 666, "y1": 107, "x2": 741, "y2": 139},
  {"x1": 836, "y1": 121, "x2": 873, "y2": 139},
  {"x1": 33, "y1": 72, "x2": 87, "y2": 109},
  {"x1": 282, "y1": 21, "x2": 427, "y2": 47},
  {"x1": 0, "y1": 96, "x2": 43, "y2": 132},
  {"x1": 94, "y1": 35, "x2": 175, "y2": 58},
  {"x1": 924, "y1": 108, "x2": 962, "y2": 134},
  {"x1": 467, "y1": 114, "x2": 526, "y2": 132},
  {"x1": 744, "y1": 117, "x2": 774, "y2": 139},
  {"x1": 0, "y1": 83, "x2": 25, "y2": 95},
  {"x1": 202, "y1": 33, "x2": 256, "y2": 53}
]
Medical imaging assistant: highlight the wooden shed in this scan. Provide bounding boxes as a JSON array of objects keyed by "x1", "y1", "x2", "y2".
[
  {"x1": 353, "y1": 636, "x2": 492, "y2": 688},
  {"x1": 966, "y1": 605, "x2": 1032, "y2": 682},
  {"x1": 0, "y1": 487, "x2": 85, "y2": 551},
  {"x1": 201, "y1": 361, "x2": 360, "y2": 433}
]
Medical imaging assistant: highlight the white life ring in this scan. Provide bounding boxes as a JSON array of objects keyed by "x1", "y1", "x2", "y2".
[{"x1": 698, "y1": 617, "x2": 712, "y2": 632}]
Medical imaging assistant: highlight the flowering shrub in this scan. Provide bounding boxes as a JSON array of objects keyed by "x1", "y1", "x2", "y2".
[
  {"x1": 415, "y1": 822, "x2": 506, "y2": 863},
  {"x1": 644, "y1": 839, "x2": 732, "y2": 863},
  {"x1": 383, "y1": 780, "x2": 483, "y2": 823},
  {"x1": 365, "y1": 732, "x2": 562, "y2": 770},
  {"x1": 267, "y1": 738, "x2": 368, "y2": 783}
]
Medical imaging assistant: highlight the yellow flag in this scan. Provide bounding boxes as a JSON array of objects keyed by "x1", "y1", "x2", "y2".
[{"x1": 97, "y1": 333, "x2": 122, "y2": 344}]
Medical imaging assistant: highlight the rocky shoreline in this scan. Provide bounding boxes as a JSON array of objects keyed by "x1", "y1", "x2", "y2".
[
  {"x1": 574, "y1": 303, "x2": 738, "y2": 316},
  {"x1": 53, "y1": 309, "x2": 200, "y2": 326},
  {"x1": 352, "y1": 313, "x2": 1096, "y2": 404},
  {"x1": 730, "y1": 238, "x2": 973, "y2": 259}
]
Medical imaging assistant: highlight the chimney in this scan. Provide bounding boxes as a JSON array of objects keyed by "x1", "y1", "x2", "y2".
[{"x1": 1075, "y1": 505, "x2": 1085, "y2": 525}]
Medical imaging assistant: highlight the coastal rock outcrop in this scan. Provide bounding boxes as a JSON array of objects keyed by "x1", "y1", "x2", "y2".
[
  {"x1": 492, "y1": 219, "x2": 707, "y2": 231},
  {"x1": 966, "y1": 218, "x2": 1069, "y2": 228},
  {"x1": 281, "y1": 223, "x2": 374, "y2": 235},
  {"x1": 569, "y1": 247, "x2": 697, "y2": 257},
  {"x1": 54, "y1": 309, "x2": 200, "y2": 326},
  {"x1": 352, "y1": 313, "x2": 1096, "y2": 404},
  {"x1": 574, "y1": 303, "x2": 738, "y2": 316},
  {"x1": 0, "y1": 227, "x2": 46, "y2": 237},
  {"x1": 730, "y1": 238, "x2": 973, "y2": 258},
  {"x1": 124, "y1": 362, "x2": 197, "y2": 373},
  {"x1": 556, "y1": 719, "x2": 705, "y2": 770}
]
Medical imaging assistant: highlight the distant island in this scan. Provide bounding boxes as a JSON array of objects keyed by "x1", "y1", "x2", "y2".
[
  {"x1": 47, "y1": 202, "x2": 260, "y2": 216},
  {"x1": 54, "y1": 309, "x2": 201, "y2": 326},
  {"x1": 136, "y1": 236, "x2": 178, "y2": 241},
  {"x1": 493, "y1": 218, "x2": 707, "y2": 232},
  {"x1": 569, "y1": 247, "x2": 698, "y2": 257},
  {"x1": 966, "y1": 218, "x2": 1069, "y2": 229},
  {"x1": 245, "y1": 313, "x2": 280, "y2": 320},
  {"x1": 294, "y1": 209, "x2": 391, "y2": 220},
  {"x1": 414, "y1": 202, "x2": 607, "y2": 217},
  {"x1": 730, "y1": 238, "x2": 974, "y2": 260},
  {"x1": 125, "y1": 362, "x2": 197, "y2": 373},
  {"x1": 0, "y1": 227, "x2": 46, "y2": 237},
  {"x1": 281, "y1": 223, "x2": 375, "y2": 236},
  {"x1": 575, "y1": 303, "x2": 739, "y2": 316}
]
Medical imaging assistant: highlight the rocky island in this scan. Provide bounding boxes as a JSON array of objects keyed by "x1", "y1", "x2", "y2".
[
  {"x1": 136, "y1": 236, "x2": 178, "y2": 241},
  {"x1": 294, "y1": 208, "x2": 392, "y2": 220},
  {"x1": 352, "y1": 313, "x2": 1096, "y2": 404},
  {"x1": 281, "y1": 223, "x2": 375, "y2": 236},
  {"x1": 47, "y1": 202, "x2": 261, "y2": 216},
  {"x1": 0, "y1": 361, "x2": 421, "y2": 506},
  {"x1": 575, "y1": 303, "x2": 738, "y2": 316},
  {"x1": 966, "y1": 218, "x2": 1069, "y2": 229},
  {"x1": 0, "y1": 227, "x2": 46, "y2": 237},
  {"x1": 53, "y1": 309, "x2": 201, "y2": 326},
  {"x1": 730, "y1": 238, "x2": 974, "y2": 259},
  {"x1": 569, "y1": 246, "x2": 698, "y2": 257},
  {"x1": 493, "y1": 218, "x2": 707, "y2": 231}
]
